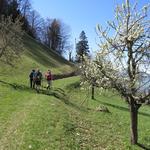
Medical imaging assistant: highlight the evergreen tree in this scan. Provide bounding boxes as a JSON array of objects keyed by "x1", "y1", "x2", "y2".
[{"x1": 76, "y1": 31, "x2": 89, "y2": 62}]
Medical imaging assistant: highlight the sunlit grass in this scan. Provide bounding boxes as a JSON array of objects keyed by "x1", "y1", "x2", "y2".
[{"x1": 1, "y1": 76, "x2": 149, "y2": 149}]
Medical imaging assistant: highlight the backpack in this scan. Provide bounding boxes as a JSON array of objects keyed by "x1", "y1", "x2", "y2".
[
  {"x1": 36, "y1": 72, "x2": 42, "y2": 81},
  {"x1": 47, "y1": 73, "x2": 51, "y2": 80}
]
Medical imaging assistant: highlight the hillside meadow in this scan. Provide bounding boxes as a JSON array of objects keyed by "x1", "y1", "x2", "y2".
[
  {"x1": 0, "y1": 75, "x2": 150, "y2": 149},
  {"x1": 0, "y1": 35, "x2": 150, "y2": 150}
]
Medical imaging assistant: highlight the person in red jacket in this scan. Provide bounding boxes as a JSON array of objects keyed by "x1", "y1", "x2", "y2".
[{"x1": 45, "y1": 70, "x2": 53, "y2": 89}]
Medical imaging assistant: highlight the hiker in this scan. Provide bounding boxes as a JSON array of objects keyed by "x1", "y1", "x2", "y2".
[
  {"x1": 45, "y1": 70, "x2": 53, "y2": 89},
  {"x1": 29, "y1": 69, "x2": 35, "y2": 88},
  {"x1": 34, "y1": 69, "x2": 43, "y2": 92}
]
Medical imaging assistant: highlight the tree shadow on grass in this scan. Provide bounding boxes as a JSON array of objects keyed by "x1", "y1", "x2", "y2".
[
  {"x1": 137, "y1": 143, "x2": 150, "y2": 150},
  {"x1": 0, "y1": 80, "x2": 86, "y2": 111},
  {"x1": 0, "y1": 80, "x2": 33, "y2": 93},
  {"x1": 41, "y1": 88, "x2": 86, "y2": 112},
  {"x1": 95, "y1": 99, "x2": 150, "y2": 118},
  {"x1": 95, "y1": 98, "x2": 150, "y2": 149}
]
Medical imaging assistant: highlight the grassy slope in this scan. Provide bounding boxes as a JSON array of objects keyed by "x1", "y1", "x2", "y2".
[
  {"x1": 0, "y1": 36, "x2": 150, "y2": 149},
  {"x1": 0, "y1": 34, "x2": 74, "y2": 83},
  {"x1": 0, "y1": 76, "x2": 150, "y2": 150}
]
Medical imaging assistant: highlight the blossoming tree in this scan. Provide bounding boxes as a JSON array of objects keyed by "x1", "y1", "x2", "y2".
[
  {"x1": 82, "y1": 0, "x2": 150, "y2": 144},
  {"x1": 0, "y1": 15, "x2": 24, "y2": 65}
]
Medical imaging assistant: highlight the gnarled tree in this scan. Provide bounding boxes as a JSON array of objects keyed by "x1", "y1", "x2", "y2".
[{"x1": 82, "y1": 0, "x2": 150, "y2": 145}]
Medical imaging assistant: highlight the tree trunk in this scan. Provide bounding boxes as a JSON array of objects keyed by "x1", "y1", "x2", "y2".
[
  {"x1": 0, "y1": 0, "x2": 5, "y2": 15},
  {"x1": 69, "y1": 52, "x2": 72, "y2": 61},
  {"x1": 91, "y1": 84, "x2": 94, "y2": 99},
  {"x1": 130, "y1": 101, "x2": 138, "y2": 144}
]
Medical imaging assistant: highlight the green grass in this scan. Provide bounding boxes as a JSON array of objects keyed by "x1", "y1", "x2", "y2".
[
  {"x1": 0, "y1": 76, "x2": 150, "y2": 150},
  {"x1": 0, "y1": 35, "x2": 150, "y2": 149}
]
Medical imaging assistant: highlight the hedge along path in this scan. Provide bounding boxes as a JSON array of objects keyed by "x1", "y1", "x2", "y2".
[{"x1": 52, "y1": 71, "x2": 78, "y2": 80}]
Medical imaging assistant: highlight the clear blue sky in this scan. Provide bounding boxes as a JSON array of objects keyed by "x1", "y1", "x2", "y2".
[{"x1": 32, "y1": 0, "x2": 149, "y2": 56}]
